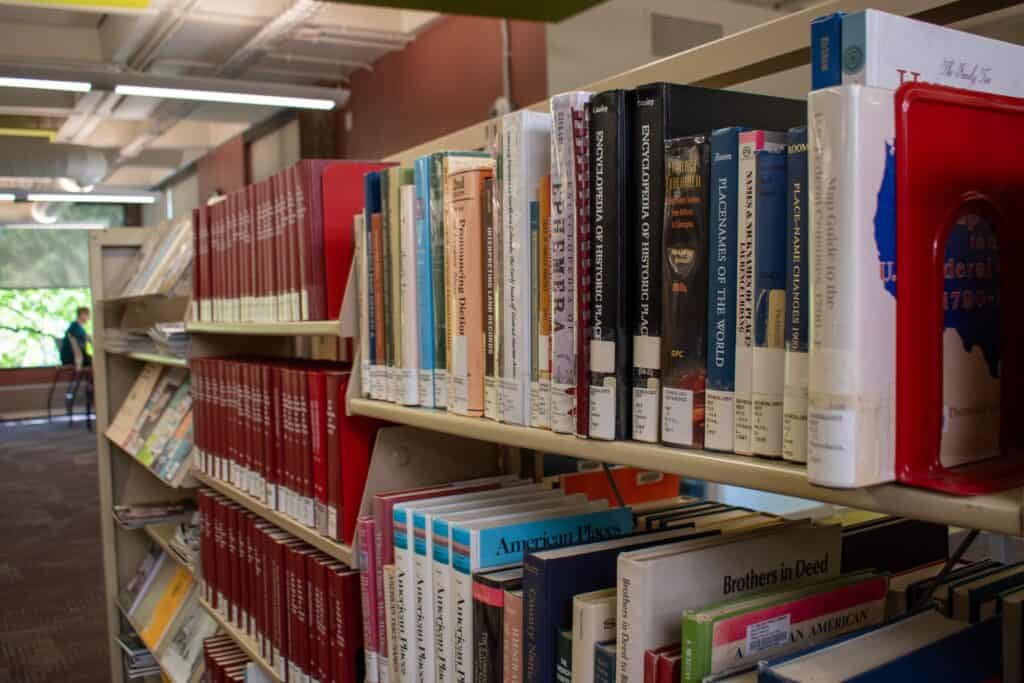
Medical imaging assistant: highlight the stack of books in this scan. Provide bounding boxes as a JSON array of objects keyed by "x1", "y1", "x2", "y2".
[
  {"x1": 113, "y1": 501, "x2": 194, "y2": 530},
  {"x1": 117, "y1": 633, "x2": 160, "y2": 679},
  {"x1": 191, "y1": 357, "x2": 384, "y2": 544},
  {"x1": 147, "y1": 322, "x2": 190, "y2": 359},
  {"x1": 106, "y1": 362, "x2": 195, "y2": 486},
  {"x1": 202, "y1": 635, "x2": 256, "y2": 682},
  {"x1": 104, "y1": 327, "x2": 158, "y2": 355},
  {"x1": 117, "y1": 216, "x2": 193, "y2": 300}
]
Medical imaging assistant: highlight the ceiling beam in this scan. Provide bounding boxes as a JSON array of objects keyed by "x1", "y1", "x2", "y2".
[{"x1": 0, "y1": 23, "x2": 102, "y2": 63}]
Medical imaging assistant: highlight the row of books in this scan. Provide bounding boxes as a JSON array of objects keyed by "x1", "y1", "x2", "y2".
[
  {"x1": 191, "y1": 357, "x2": 385, "y2": 544},
  {"x1": 119, "y1": 544, "x2": 218, "y2": 682},
  {"x1": 107, "y1": 363, "x2": 195, "y2": 487},
  {"x1": 198, "y1": 488, "x2": 363, "y2": 683},
  {"x1": 203, "y1": 635, "x2": 254, "y2": 683},
  {"x1": 191, "y1": 159, "x2": 387, "y2": 323},
  {"x1": 355, "y1": 474, "x2": 959, "y2": 683},
  {"x1": 117, "y1": 216, "x2": 193, "y2": 300}
]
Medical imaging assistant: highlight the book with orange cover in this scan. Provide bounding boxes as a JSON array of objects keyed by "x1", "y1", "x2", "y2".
[
  {"x1": 140, "y1": 564, "x2": 193, "y2": 649},
  {"x1": 558, "y1": 466, "x2": 681, "y2": 505},
  {"x1": 533, "y1": 174, "x2": 552, "y2": 429}
]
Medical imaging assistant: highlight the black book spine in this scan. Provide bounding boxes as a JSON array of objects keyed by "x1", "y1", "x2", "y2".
[
  {"x1": 588, "y1": 89, "x2": 634, "y2": 441},
  {"x1": 484, "y1": 176, "x2": 497, "y2": 418},
  {"x1": 631, "y1": 84, "x2": 666, "y2": 443},
  {"x1": 660, "y1": 135, "x2": 710, "y2": 448}
]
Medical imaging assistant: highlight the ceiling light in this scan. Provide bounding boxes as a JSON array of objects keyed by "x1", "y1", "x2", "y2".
[
  {"x1": 5, "y1": 223, "x2": 106, "y2": 230},
  {"x1": 0, "y1": 128, "x2": 57, "y2": 141},
  {"x1": 0, "y1": 193, "x2": 14, "y2": 202},
  {"x1": 28, "y1": 193, "x2": 156, "y2": 204},
  {"x1": 114, "y1": 84, "x2": 335, "y2": 110},
  {"x1": 0, "y1": 76, "x2": 91, "y2": 93}
]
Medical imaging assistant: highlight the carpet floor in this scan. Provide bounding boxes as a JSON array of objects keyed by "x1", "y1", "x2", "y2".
[{"x1": 0, "y1": 418, "x2": 109, "y2": 683}]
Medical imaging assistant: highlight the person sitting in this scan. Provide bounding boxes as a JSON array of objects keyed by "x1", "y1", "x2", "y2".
[{"x1": 60, "y1": 306, "x2": 92, "y2": 367}]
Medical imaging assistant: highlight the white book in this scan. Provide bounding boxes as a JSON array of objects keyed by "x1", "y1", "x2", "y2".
[
  {"x1": 572, "y1": 588, "x2": 616, "y2": 683},
  {"x1": 398, "y1": 183, "x2": 420, "y2": 406},
  {"x1": 383, "y1": 564, "x2": 401, "y2": 683},
  {"x1": 615, "y1": 522, "x2": 840, "y2": 683},
  {"x1": 355, "y1": 213, "x2": 372, "y2": 398},
  {"x1": 501, "y1": 110, "x2": 552, "y2": 426}
]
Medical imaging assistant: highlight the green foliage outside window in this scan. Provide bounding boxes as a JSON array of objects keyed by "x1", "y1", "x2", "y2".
[{"x1": 0, "y1": 288, "x2": 92, "y2": 368}]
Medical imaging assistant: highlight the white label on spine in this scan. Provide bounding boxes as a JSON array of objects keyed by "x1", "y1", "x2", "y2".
[
  {"x1": 807, "y1": 407, "x2": 858, "y2": 486},
  {"x1": 538, "y1": 335, "x2": 551, "y2": 373},
  {"x1": 589, "y1": 381, "x2": 615, "y2": 440},
  {"x1": 452, "y1": 336, "x2": 469, "y2": 414},
  {"x1": 632, "y1": 385, "x2": 659, "y2": 442},
  {"x1": 632, "y1": 335, "x2": 661, "y2": 370},
  {"x1": 590, "y1": 339, "x2": 616, "y2": 374},
  {"x1": 550, "y1": 384, "x2": 575, "y2": 434},
  {"x1": 705, "y1": 390, "x2": 735, "y2": 452},
  {"x1": 662, "y1": 387, "x2": 695, "y2": 446},
  {"x1": 484, "y1": 377, "x2": 498, "y2": 420},
  {"x1": 370, "y1": 365, "x2": 387, "y2": 400},
  {"x1": 434, "y1": 369, "x2": 448, "y2": 409},
  {"x1": 398, "y1": 367, "x2": 419, "y2": 406},
  {"x1": 530, "y1": 379, "x2": 551, "y2": 428},
  {"x1": 746, "y1": 614, "x2": 791, "y2": 655},
  {"x1": 366, "y1": 652, "x2": 380, "y2": 683},
  {"x1": 499, "y1": 378, "x2": 524, "y2": 425},
  {"x1": 418, "y1": 370, "x2": 434, "y2": 408},
  {"x1": 362, "y1": 361, "x2": 371, "y2": 398}
]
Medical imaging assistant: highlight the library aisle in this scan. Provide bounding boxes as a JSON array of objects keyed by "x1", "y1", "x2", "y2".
[{"x1": 0, "y1": 419, "x2": 107, "y2": 682}]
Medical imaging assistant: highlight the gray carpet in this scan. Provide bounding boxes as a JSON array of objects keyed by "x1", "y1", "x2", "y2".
[{"x1": 0, "y1": 417, "x2": 109, "y2": 682}]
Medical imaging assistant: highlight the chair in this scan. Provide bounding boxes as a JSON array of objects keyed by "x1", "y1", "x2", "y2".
[{"x1": 46, "y1": 334, "x2": 93, "y2": 429}]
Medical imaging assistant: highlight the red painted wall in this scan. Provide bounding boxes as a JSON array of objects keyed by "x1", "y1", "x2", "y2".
[
  {"x1": 337, "y1": 16, "x2": 548, "y2": 160},
  {"x1": 197, "y1": 134, "x2": 247, "y2": 203}
]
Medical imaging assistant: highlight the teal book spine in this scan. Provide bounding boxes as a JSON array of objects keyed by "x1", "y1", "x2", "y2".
[{"x1": 414, "y1": 156, "x2": 436, "y2": 407}]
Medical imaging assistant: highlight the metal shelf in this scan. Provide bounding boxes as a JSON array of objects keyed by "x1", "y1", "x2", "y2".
[
  {"x1": 185, "y1": 320, "x2": 338, "y2": 336},
  {"x1": 199, "y1": 598, "x2": 281, "y2": 682},
  {"x1": 191, "y1": 469, "x2": 354, "y2": 566},
  {"x1": 349, "y1": 399, "x2": 1024, "y2": 536}
]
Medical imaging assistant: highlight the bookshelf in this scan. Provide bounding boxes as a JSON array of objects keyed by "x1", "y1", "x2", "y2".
[
  {"x1": 142, "y1": 523, "x2": 193, "y2": 572},
  {"x1": 103, "y1": 350, "x2": 188, "y2": 369},
  {"x1": 199, "y1": 598, "x2": 282, "y2": 682},
  {"x1": 87, "y1": 0, "x2": 1021, "y2": 678}
]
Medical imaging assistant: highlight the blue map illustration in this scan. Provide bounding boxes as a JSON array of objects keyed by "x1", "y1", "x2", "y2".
[{"x1": 873, "y1": 142, "x2": 1001, "y2": 379}]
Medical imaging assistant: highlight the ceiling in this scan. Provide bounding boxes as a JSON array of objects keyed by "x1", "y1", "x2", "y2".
[{"x1": 0, "y1": 0, "x2": 439, "y2": 201}]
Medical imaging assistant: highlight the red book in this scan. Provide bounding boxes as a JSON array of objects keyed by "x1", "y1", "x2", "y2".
[
  {"x1": 213, "y1": 495, "x2": 227, "y2": 612},
  {"x1": 324, "y1": 369, "x2": 350, "y2": 541},
  {"x1": 228, "y1": 504, "x2": 242, "y2": 626},
  {"x1": 267, "y1": 536, "x2": 288, "y2": 677},
  {"x1": 559, "y1": 467, "x2": 681, "y2": 505},
  {"x1": 239, "y1": 511, "x2": 252, "y2": 633},
  {"x1": 192, "y1": 206, "x2": 202, "y2": 320},
  {"x1": 356, "y1": 516, "x2": 380, "y2": 679},
  {"x1": 308, "y1": 368, "x2": 329, "y2": 535},
  {"x1": 270, "y1": 364, "x2": 285, "y2": 513},
  {"x1": 286, "y1": 545, "x2": 316, "y2": 682},
  {"x1": 328, "y1": 566, "x2": 364, "y2": 683},
  {"x1": 656, "y1": 648, "x2": 682, "y2": 683},
  {"x1": 644, "y1": 643, "x2": 679, "y2": 683},
  {"x1": 225, "y1": 193, "x2": 237, "y2": 321},
  {"x1": 307, "y1": 554, "x2": 334, "y2": 683},
  {"x1": 281, "y1": 366, "x2": 295, "y2": 518},
  {"x1": 337, "y1": 383, "x2": 385, "y2": 544},
  {"x1": 199, "y1": 490, "x2": 214, "y2": 604},
  {"x1": 286, "y1": 164, "x2": 305, "y2": 321}
]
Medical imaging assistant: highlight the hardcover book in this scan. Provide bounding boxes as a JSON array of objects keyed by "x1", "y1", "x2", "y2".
[
  {"x1": 504, "y1": 588, "x2": 525, "y2": 683},
  {"x1": 810, "y1": 13, "x2": 844, "y2": 90},
  {"x1": 659, "y1": 135, "x2": 710, "y2": 449},
  {"x1": 501, "y1": 110, "x2": 552, "y2": 426},
  {"x1": 594, "y1": 640, "x2": 616, "y2": 683},
  {"x1": 549, "y1": 92, "x2": 590, "y2": 434},
  {"x1": 484, "y1": 175, "x2": 500, "y2": 421},
  {"x1": 398, "y1": 178, "x2": 420, "y2": 406},
  {"x1": 573, "y1": 105, "x2": 592, "y2": 438},
  {"x1": 751, "y1": 145, "x2": 789, "y2": 458},
  {"x1": 473, "y1": 567, "x2": 524, "y2": 683},
  {"x1": 556, "y1": 628, "x2": 572, "y2": 683},
  {"x1": 587, "y1": 89, "x2": 634, "y2": 441},
  {"x1": 414, "y1": 156, "x2": 436, "y2": 408},
  {"x1": 381, "y1": 169, "x2": 398, "y2": 402},
  {"x1": 782, "y1": 127, "x2": 809, "y2": 462},
  {"x1": 571, "y1": 589, "x2": 616, "y2": 683},
  {"x1": 532, "y1": 176, "x2": 552, "y2": 429}
]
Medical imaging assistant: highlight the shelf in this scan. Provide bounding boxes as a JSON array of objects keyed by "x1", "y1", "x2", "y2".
[
  {"x1": 191, "y1": 469, "x2": 354, "y2": 566},
  {"x1": 143, "y1": 523, "x2": 194, "y2": 573},
  {"x1": 199, "y1": 598, "x2": 281, "y2": 682},
  {"x1": 185, "y1": 320, "x2": 339, "y2": 336},
  {"x1": 106, "y1": 350, "x2": 188, "y2": 368},
  {"x1": 349, "y1": 398, "x2": 1024, "y2": 536},
  {"x1": 108, "y1": 436, "x2": 198, "y2": 490}
]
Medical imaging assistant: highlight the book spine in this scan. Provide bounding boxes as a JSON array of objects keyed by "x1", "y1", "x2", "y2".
[
  {"x1": 556, "y1": 629, "x2": 572, "y2": 683},
  {"x1": 504, "y1": 591, "x2": 523, "y2": 683},
  {"x1": 810, "y1": 13, "x2": 844, "y2": 90},
  {"x1": 399, "y1": 182, "x2": 421, "y2": 406},
  {"x1": 371, "y1": 213, "x2": 388, "y2": 400},
  {"x1": 679, "y1": 614, "x2": 711, "y2": 683},
  {"x1": 381, "y1": 171, "x2": 396, "y2": 401},
  {"x1": 310, "y1": 371, "x2": 328, "y2": 534},
  {"x1": 413, "y1": 523, "x2": 434, "y2": 683},
  {"x1": 359, "y1": 517, "x2": 382, "y2": 683},
  {"x1": 474, "y1": 580, "x2": 506, "y2": 683},
  {"x1": 660, "y1": 136, "x2": 710, "y2": 449},
  {"x1": 548, "y1": 94, "x2": 582, "y2": 434},
  {"x1": 365, "y1": 174, "x2": 378, "y2": 393},
  {"x1": 751, "y1": 148, "x2": 789, "y2": 458},
  {"x1": 384, "y1": 564, "x2": 400, "y2": 683},
  {"x1": 631, "y1": 86, "x2": 663, "y2": 443},
  {"x1": 617, "y1": 559, "x2": 650, "y2": 683},
  {"x1": 356, "y1": 213, "x2": 372, "y2": 397},
  {"x1": 432, "y1": 524, "x2": 453, "y2": 683},
  {"x1": 451, "y1": 546, "x2": 477, "y2": 683},
  {"x1": 588, "y1": 90, "x2": 632, "y2": 441},
  {"x1": 529, "y1": 200, "x2": 541, "y2": 426},
  {"x1": 806, "y1": 86, "x2": 897, "y2": 487},
  {"x1": 705, "y1": 128, "x2": 741, "y2": 453},
  {"x1": 443, "y1": 158, "x2": 458, "y2": 413},
  {"x1": 532, "y1": 177, "x2": 552, "y2": 429},
  {"x1": 429, "y1": 154, "x2": 449, "y2": 410},
  {"x1": 393, "y1": 510, "x2": 413, "y2": 683},
  {"x1": 484, "y1": 175, "x2": 499, "y2": 420},
  {"x1": 414, "y1": 157, "x2": 436, "y2": 407},
  {"x1": 492, "y1": 150, "x2": 504, "y2": 422},
  {"x1": 782, "y1": 127, "x2": 809, "y2": 462},
  {"x1": 733, "y1": 132, "x2": 759, "y2": 455},
  {"x1": 522, "y1": 558, "x2": 543, "y2": 683},
  {"x1": 594, "y1": 643, "x2": 617, "y2": 683},
  {"x1": 573, "y1": 106, "x2": 592, "y2": 438}
]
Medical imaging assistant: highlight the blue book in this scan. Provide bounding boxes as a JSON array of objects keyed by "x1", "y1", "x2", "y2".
[
  {"x1": 522, "y1": 526, "x2": 718, "y2": 683},
  {"x1": 782, "y1": 126, "x2": 808, "y2": 462},
  {"x1": 705, "y1": 127, "x2": 744, "y2": 452},
  {"x1": 414, "y1": 156, "x2": 436, "y2": 408},
  {"x1": 810, "y1": 13, "x2": 844, "y2": 90},
  {"x1": 594, "y1": 640, "x2": 616, "y2": 683},
  {"x1": 750, "y1": 147, "x2": 788, "y2": 457},
  {"x1": 448, "y1": 505, "x2": 633, "y2": 683},
  {"x1": 364, "y1": 171, "x2": 382, "y2": 395}
]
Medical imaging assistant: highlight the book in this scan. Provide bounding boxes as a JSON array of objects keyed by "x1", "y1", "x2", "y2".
[
  {"x1": 660, "y1": 135, "x2": 709, "y2": 448},
  {"x1": 549, "y1": 92, "x2": 590, "y2": 434},
  {"x1": 705, "y1": 128, "x2": 743, "y2": 453},
  {"x1": 810, "y1": 13, "x2": 844, "y2": 90},
  {"x1": 571, "y1": 588, "x2": 616, "y2": 683},
  {"x1": 557, "y1": 467, "x2": 680, "y2": 505},
  {"x1": 484, "y1": 174, "x2": 501, "y2": 421},
  {"x1": 381, "y1": 169, "x2": 398, "y2": 401},
  {"x1": 399, "y1": 178, "x2": 420, "y2": 406},
  {"x1": 474, "y1": 567, "x2": 525, "y2": 683},
  {"x1": 135, "y1": 377, "x2": 192, "y2": 467},
  {"x1": 447, "y1": 166, "x2": 494, "y2": 416},
  {"x1": 356, "y1": 212, "x2": 372, "y2": 395},
  {"x1": 840, "y1": 517, "x2": 948, "y2": 575},
  {"x1": 371, "y1": 211, "x2": 389, "y2": 401},
  {"x1": 556, "y1": 628, "x2": 572, "y2": 683},
  {"x1": 1003, "y1": 587, "x2": 1024, "y2": 682},
  {"x1": 106, "y1": 363, "x2": 163, "y2": 449},
  {"x1": 751, "y1": 143, "x2": 788, "y2": 458},
  {"x1": 587, "y1": 89, "x2": 633, "y2": 441},
  {"x1": 782, "y1": 126, "x2": 809, "y2": 462},
  {"x1": 532, "y1": 176, "x2": 552, "y2": 430},
  {"x1": 594, "y1": 640, "x2": 616, "y2": 683},
  {"x1": 680, "y1": 572, "x2": 888, "y2": 682},
  {"x1": 733, "y1": 131, "x2": 785, "y2": 457},
  {"x1": 573, "y1": 103, "x2": 593, "y2": 439},
  {"x1": 365, "y1": 171, "x2": 386, "y2": 400},
  {"x1": 359, "y1": 516, "x2": 382, "y2": 683},
  {"x1": 414, "y1": 156, "x2": 437, "y2": 408},
  {"x1": 615, "y1": 522, "x2": 841, "y2": 683},
  {"x1": 505, "y1": 588, "x2": 525, "y2": 683},
  {"x1": 501, "y1": 110, "x2": 552, "y2": 426}
]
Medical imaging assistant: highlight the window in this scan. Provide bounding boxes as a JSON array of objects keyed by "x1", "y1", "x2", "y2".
[{"x1": 0, "y1": 287, "x2": 92, "y2": 368}]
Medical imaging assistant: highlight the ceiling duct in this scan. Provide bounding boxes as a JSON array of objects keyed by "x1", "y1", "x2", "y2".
[{"x1": 0, "y1": 137, "x2": 112, "y2": 187}]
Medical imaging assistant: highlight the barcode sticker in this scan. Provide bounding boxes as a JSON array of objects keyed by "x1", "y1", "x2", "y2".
[
  {"x1": 746, "y1": 614, "x2": 790, "y2": 655},
  {"x1": 807, "y1": 408, "x2": 858, "y2": 484},
  {"x1": 636, "y1": 471, "x2": 664, "y2": 486},
  {"x1": 418, "y1": 370, "x2": 434, "y2": 408},
  {"x1": 398, "y1": 368, "x2": 419, "y2": 406},
  {"x1": 370, "y1": 365, "x2": 387, "y2": 400},
  {"x1": 662, "y1": 387, "x2": 694, "y2": 446},
  {"x1": 632, "y1": 385, "x2": 659, "y2": 442},
  {"x1": 452, "y1": 336, "x2": 469, "y2": 414},
  {"x1": 434, "y1": 369, "x2": 448, "y2": 409}
]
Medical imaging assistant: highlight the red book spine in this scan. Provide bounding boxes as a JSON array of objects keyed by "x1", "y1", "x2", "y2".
[
  {"x1": 214, "y1": 494, "x2": 227, "y2": 613},
  {"x1": 269, "y1": 538, "x2": 288, "y2": 677},
  {"x1": 244, "y1": 187, "x2": 256, "y2": 321},
  {"x1": 192, "y1": 207, "x2": 201, "y2": 320},
  {"x1": 309, "y1": 368, "x2": 329, "y2": 536},
  {"x1": 298, "y1": 369, "x2": 314, "y2": 529},
  {"x1": 223, "y1": 503, "x2": 236, "y2": 624},
  {"x1": 330, "y1": 568, "x2": 364, "y2": 683},
  {"x1": 225, "y1": 193, "x2": 236, "y2": 321},
  {"x1": 240, "y1": 512, "x2": 252, "y2": 633},
  {"x1": 209, "y1": 202, "x2": 219, "y2": 321},
  {"x1": 357, "y1": 516, "x2": 380, "y2": 681},
  {"x1": 287, "y1": 164, "x2": 306, "y2": 321},
  {"x1": 271, "y1": 365, "x2": 284, "y2": 513},
  {"x1": 287, "y1": 547, "x2": 311, "y2": 682},
  {"x1": 252, "y1": 524, "x2": 265, "y2": 645},
  {"x1": 278, "y1": 171, "x2": 294, "y2": 321},
  {"x1": 199, "y1": 490, "x2": 211, "y2": 603},
  {"x1": 308, "y1": 556, "x2": 329, "y2": 683},
  {"x1": 324, "y1": 370, "x2": 345, "y2": 541},
  {"x1": 282, "y1": 367, "x2": 296, "y2": 519},
  {"x1": 339, "y1": 400, "x2": 383, "y2": 544},
  {"x1": 573, "y1": 107, "x2": 592, "y2": 438},
  {"x1": 213, "y1": 359, "x2": 224, "y2": 479},
  {"x1": 260, "y1": 363, "x2": 272, "y2": 508}
]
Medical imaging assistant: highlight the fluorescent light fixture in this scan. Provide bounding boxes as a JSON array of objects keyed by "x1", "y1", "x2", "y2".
[
  {"x1": 0, "y1": 193, "x2": 14, "y2": 202},
  {"x1": 28, "y1": 192, "x2": 156, "y2": 204},
  {"x1": 6, "y1": 223, "x2": 106, "y2": 230},
  {"x1": 115, "y1": 84, "x2": 335, "y2": 110},
  {"x1": 0, "y1": 76, "x2": 91, "y2": 93},
  {"x1": 0, "y1": 128, "x2": 57, "y2": 141}
]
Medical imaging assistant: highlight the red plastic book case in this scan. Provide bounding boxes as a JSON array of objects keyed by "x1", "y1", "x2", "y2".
[{"x1": 895, "y1": 82, "x2": 1024, "y2": 494}]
